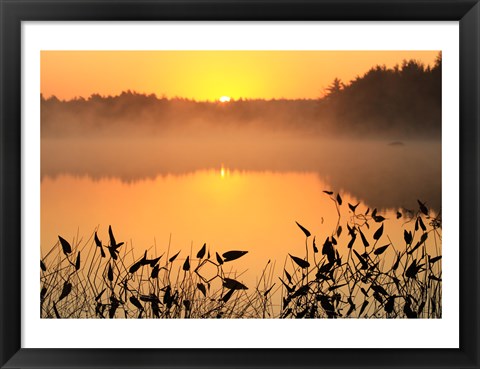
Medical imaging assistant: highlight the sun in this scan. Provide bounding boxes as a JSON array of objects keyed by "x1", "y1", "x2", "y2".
[{"x1": 219, "y1": 96, "x2": 231, "y2": 103}]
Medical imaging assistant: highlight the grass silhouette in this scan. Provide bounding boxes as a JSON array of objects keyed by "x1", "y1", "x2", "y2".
[{"x1": 40, "y1": 193, "x2": 441, "y2": 319}]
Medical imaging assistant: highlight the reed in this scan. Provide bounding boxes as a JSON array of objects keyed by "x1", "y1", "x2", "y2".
[{"x1": 40, "y1": 193, "x2": 441, "y2": 319}]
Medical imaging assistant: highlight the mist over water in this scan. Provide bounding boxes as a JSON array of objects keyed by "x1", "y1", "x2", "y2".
[
  {"x1": 42, "y1": 133, "x2": 441, "y2": 211},
  {"x1": 41, "y1": 125, "x2": 441, "y2": 281}
]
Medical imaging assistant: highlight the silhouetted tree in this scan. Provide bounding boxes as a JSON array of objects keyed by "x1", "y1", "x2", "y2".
[{"x1": 324, "y1": 78, "x2": 344, "y2": 98}]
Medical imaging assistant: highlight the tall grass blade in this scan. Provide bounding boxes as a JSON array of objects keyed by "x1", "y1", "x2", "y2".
[
  {"x1": 148, "y1": 255, "x2": 161, "y2": 267},
  {"x1": 169, "y1": 251, "x2": 180, "y2": 263},
  {"x1": 295, "y1": 221, "x2": 311, "y2": 237},
  {"x1": 222, "y1": 250, "x2": 248, "y2": 262},
  {"x1": 418, "y1": 217, "x2": 427, "y2": 231},
  {"x1": 359, "y1": 300, "x2": 369, "y2": 316},
  {"x1": 222, "y1": 289, "x2": 235, "y2": 303},
  {"x1": 223, "y1": 278, "x2": 248, "y2": 290},
  {"x1": 129, "y1": 296, "x2": 144, "y2": 310},
  {"x1": 75, "y1": 252, "x2": 81, "y2": 271},
  {"x1": 384, "y1": 296, "x2": 395, "y2": 314},
  {"x1": 429, "y1": 255, "x2": 442, "y2": 264},
  {"x1": 196, "y1": 243, "x2": 206, "y2": 259},
  {"x1": 284, "y1": 270, "x2": 292, "y2": 284},
  {"x1": 95, "y1": 288, "x2": 106, "y2": 302},
  {"x1": 197, "y1": 283, "x2": 207, "y2": 297},
  {"x1": 373, "y1": 224, "x2": 384, "y2": 241},
  {"x1": 313, "y1": 236, "x2": 318, "y2": 253},
  {"x1": 58, "y1": 282, "x2": 72, "y2": 301},
  {"x1": 353, "y1": 249, "x2": 368, "y2": 269},
  {"x1": 58, "y1": 236, "x2": 72, "y2": 255},
  {"x1": 108, "y1": 225, "x2": 117, "y2": 246},
  {"x1": 151, "y1": 264, "x2": 160, "y2": 279},
  {"x1": 289, "y1": 254, "x2": 310, "y2": 269},
  {"x1": 404, "y1": 230, "x2": 413, "y2": 245},
  {"x1": 348, "y1": 203, "x2": 359, "y2": 212},
  {"x1": 183, "y1": 256, "x2": 190, "y2": 271},
  {"x1": 359, "y1": 229, "x2": 369, "y2": 247},
  {"x1": 373, "y1": 244, "x2": 390, "y2": 255},
  {"x1": 53, "y1": 303, "x2": 61, "y2": 318},
  {"x1": 347, "y1": 234, "x2": 356, "y2": 249},
  {"x1": 418, "y1": 200, "x2": 429, "y2": 215}
]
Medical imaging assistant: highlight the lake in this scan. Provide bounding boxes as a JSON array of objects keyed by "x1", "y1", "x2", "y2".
[{"x1": 41, "y1": 136, "x2": 441, "y2": 314}]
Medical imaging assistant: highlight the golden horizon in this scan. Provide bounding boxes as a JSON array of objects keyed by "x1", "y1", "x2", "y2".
[{"x1": 41, "y1": 50, "x2": 440, "y2": 101}]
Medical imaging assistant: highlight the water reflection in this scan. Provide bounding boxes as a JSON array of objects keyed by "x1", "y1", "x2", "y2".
[
  {"x1": 41, "y1": 168, "x2": 439, "y2": 294},
  {"x1": 41, "y1": 132, "x2": 442, "y2": 297},
  {"x1": 41, "y1": 136, "x2": 441, "y2": 211}
]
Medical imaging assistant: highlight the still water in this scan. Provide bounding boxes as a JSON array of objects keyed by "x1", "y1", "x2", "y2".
[
  {"x1": 42, "y1": 171, "x2": 355, "y2": 280},
  {"x1": 41, "y1": 137, "x2": 441, "y2": 291}
]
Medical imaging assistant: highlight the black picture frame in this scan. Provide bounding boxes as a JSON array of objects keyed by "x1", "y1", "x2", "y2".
[{"x1": 1, "y1": 0, "x2": 479, "y2": 368}]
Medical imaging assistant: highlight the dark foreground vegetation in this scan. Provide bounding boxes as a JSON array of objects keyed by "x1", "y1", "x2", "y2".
[
  {"x1": 41, "y1": 193, "x2": 442, "y2": 319},
  {"x1": 41, "y1": 56, "x2": 441, "y2": 140}
]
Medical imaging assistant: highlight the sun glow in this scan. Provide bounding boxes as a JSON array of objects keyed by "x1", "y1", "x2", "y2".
[
  {"x1": 220, "y1": 165, "x2": 231, "y2": 179},
  {"x1": 219, "y1": 96, "x2": 231, "y2": 103}
]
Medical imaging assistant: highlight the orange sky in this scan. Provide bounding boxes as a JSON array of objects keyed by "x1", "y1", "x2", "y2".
[{"x1": 41, "y1": 50, "x2": 439, "y2": 101}]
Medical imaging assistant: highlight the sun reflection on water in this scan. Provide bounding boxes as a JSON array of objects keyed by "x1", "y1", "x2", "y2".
[{"x1": 220, "y1": 164, "x2": 230, "y2": 179}]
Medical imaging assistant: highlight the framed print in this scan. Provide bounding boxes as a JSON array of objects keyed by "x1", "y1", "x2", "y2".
[{"x1": 1, "y1": 0, "x2": 479, "y2": 368}]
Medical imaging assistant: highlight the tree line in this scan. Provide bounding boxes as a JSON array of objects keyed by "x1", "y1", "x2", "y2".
[
  {"x1": 41, "y1": 55, "x2": 441, "y2": 140},
  {"x1": 320, "y1": 54, "x2": 441, "y2": 138}
]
